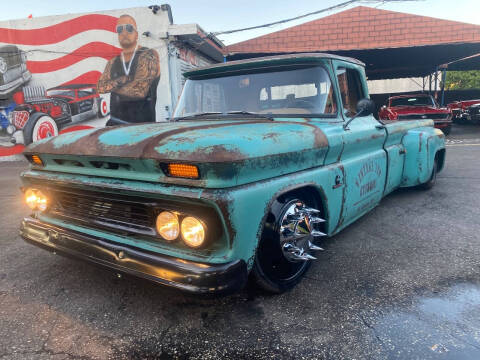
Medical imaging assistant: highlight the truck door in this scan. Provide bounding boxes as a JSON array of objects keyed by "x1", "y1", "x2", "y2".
[{"x1": 333, "y1": 61, "x2": 388, "y2": 228}]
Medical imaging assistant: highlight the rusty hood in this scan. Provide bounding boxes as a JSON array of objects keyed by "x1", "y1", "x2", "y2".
[{"x1": 25, "y1": 120, "x2": 329, "y2": 188}]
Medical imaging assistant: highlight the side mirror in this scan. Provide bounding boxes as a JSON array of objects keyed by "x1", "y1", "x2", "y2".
[
  {"x1": 356, "y1": 98, "x2": 376, "y2": 116},
  {"x1": 344, "y1": 98, "x2": 376, "y2": 130}
]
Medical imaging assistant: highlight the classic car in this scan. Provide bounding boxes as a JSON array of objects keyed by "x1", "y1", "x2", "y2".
[
  {"x1": 19, "y1": 53, "x2": 446, "y2": 294},
  {"x1": 447, "y1": 99, "x2": 480, "y2": 124},
  {"x1": 0, "y1": 45, "x2": 31, "y2": 98},
  {"x1": 379, "y1": 94, "x2": 452, "y2": 135},
  {"x1": 7, "y1": 84, "x2": 108, "y2": 145}
]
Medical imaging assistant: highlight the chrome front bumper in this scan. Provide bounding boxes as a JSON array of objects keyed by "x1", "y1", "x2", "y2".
[{"x1": 20, "y1": 217, "x2": 247, "y2": 294}]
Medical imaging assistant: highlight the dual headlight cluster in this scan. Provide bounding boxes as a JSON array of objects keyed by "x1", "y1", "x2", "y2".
[
  {"x1": 156, "y1": 211, "x2": 205, "y2": 248},
  {"x1": 24, "y1": 187, "x2": 206, "y2": 248}
]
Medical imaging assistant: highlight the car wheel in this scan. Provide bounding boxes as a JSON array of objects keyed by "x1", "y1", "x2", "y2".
[
  {"x1": 251, "y1": 194, "x2": 325, "y2": 293},
  {"x1": 98, "y1": 98, "x2": 109, "y2": 117},
  {"x1": 420, "y1": 157, "x2": 438, "y2": 190},
  {"x1": 23, "y1": 113, "x2": 58, "y2": 145}
]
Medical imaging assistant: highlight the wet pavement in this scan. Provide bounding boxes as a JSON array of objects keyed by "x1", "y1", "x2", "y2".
[{"x1": 0, "y1": 123, "x2": 480, "y2": 359}]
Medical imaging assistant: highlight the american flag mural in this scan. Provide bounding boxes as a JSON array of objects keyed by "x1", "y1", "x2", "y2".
[
  {"x1": 0, "y1": 7, "x2": 166, "y2": 158},
  {"x1": 0, "y1": 14, "x2": 121, "y2": 89}
]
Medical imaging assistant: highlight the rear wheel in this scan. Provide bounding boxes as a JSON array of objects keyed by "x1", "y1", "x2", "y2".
[
  {"x1": 98, "y1": 98, "x2": 109, "y2": 117},
  {"x1": 251, "y1": 194, "x2": 325, "y2": 293}
]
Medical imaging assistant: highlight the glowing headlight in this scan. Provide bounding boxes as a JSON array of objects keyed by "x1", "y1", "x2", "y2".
[
  {"x1": 181, "y1": 216, "x2": 205, "y2": 248},
  {"x1": 156, "y1": 211, "x2": 179, "y2": 241},
  {"x1": 24, "y1": 188, "x2": 48, "y2": 211}
]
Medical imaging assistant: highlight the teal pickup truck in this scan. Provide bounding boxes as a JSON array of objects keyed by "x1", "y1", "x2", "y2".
[{"x1": 20, "y1": 54, "x2": 446, "y2": 294}]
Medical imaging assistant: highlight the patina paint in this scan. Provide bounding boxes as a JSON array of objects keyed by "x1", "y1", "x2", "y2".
[{"x1": 19, "y1": 54, "x2": 447, "y2": 286}]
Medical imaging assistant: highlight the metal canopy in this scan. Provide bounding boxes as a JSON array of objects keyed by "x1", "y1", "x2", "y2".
[{"x1": 227, "y1": 42, "x2": 480, "y2": 80}]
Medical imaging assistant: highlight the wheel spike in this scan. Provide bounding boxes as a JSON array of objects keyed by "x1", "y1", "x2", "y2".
[
  {"x1": 308, "y1": 241, "x2": 324, "y2": 251},
  {"x1": 309, "y1": 216, "x2": 326, "y2": 223},
  {"x1": 311, "y1": 230, "x2": 327, "y2": 237}
]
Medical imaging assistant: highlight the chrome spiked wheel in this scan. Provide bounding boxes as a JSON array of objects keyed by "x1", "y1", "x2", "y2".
[
  {"x1": 252, "y1": 195, "x2": 326, "y2": 293},
  {"x1": 280, "y1": 201, "x2": 325, "y2": 262}
]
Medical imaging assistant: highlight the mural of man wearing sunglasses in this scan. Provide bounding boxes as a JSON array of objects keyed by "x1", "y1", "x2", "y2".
[{"x1": 97, "y1": 14, "x2": 160, "y2": 123}]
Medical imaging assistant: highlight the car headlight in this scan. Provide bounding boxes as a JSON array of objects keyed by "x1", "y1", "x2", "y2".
[
  {"x1": 156, "y1": 211, "x2": 179, "y2": 241},
  {"x1": 181, "y1": 216, "x2": 205, "y2": 248},
  {"x1": 0, "y1": 57, "x2": 7, "y2": 74},
  {"x1": 24, "y1": 188, "x2": 48, "y2": 211}
]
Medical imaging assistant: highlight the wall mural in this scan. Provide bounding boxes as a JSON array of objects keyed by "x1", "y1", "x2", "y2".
[{"x1": 0, "y1": 10, "x2": 161, "y2": 158}]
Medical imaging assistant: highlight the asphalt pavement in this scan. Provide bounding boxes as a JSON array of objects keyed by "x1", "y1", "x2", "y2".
[{"x1": 1, "y1": 124, "x2": 480, "y2": 359}]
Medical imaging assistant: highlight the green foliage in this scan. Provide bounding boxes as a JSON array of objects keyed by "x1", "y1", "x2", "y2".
[{"x1": 445, "y1": 71, "x2": 480, "y2": 90}]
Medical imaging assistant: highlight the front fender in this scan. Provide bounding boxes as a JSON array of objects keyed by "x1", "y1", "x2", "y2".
[{"x1": 400, "y1": 126, "x2": 445, "y2": 187}]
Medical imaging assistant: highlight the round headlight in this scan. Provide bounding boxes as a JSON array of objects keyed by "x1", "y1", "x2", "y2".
[
  {"x1": 156, "y1": 211, "x2": 179, "y2": 241},
  {"x1": 0, "y1": 57, "x2": 7, "y2": 74},
  {"x1": 24, "y1": 189, "x2": 48, "y2": 211},
  {"x1": 36, "y1": 190, "x2": 48, "y2": 212},
  {"x1": 181, "y1": 216, "x2": 205, "y2": 248},
  {"x1": 6, "y1": 124, "x2": 16, "y2": 135},
  {"x1": 25, "y1": 189, "x2": 38, "y2": 210}
]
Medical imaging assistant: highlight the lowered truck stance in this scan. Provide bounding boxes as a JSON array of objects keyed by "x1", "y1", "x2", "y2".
[{"x1": 20, "y1": 53, "x2": 445, "y2": 294}]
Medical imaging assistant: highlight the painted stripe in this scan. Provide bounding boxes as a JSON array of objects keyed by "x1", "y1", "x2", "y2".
[
  {"x1": 59, "y1": 71, "x2": 102, "y2": 87},
  {"x1": 30, "y1": 57, "x2": 108, "y2": 88},
  {"x1": 0, "y1": 14, "x2": 118, "y2": 45},
  {"x1": 0, "y1": 144, "x2": 24, "y2": 156},
  {"x1": 26, "y1": 42, "x2": 121, "y2": 73},
  {"x1": 0, "y1": 30, "x2": 119, "y2": 61},
  {"x1": 60, "y1": 125, "x2": 95, "y2": 134}
]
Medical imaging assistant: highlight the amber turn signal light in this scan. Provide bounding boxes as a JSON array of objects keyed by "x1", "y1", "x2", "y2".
[
  {"x1": 26, "y1": 154, "x2": 44, "y2": 166},
  {"x1": 167, "y1": 163, "x2": 199, "y2": 179}
]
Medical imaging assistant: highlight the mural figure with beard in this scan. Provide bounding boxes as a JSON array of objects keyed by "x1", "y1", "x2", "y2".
[{"x1": 97, "y1": 14, "x2": 160, "y2": 124}]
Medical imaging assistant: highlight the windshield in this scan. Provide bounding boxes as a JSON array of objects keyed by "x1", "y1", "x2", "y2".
[
  {"x1": 390, "y1": 96, "x2": 434, "y2": 107},
  {"x1": 173, "y1": 66, "x2": 337, "y2": 119}
]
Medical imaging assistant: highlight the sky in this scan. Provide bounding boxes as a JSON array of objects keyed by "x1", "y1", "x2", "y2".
[{"x1": 0, "y1": 0, "x2": 478, "y2": 45}]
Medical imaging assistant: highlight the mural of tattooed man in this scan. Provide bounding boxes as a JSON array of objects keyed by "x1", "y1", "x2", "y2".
[{"x1": 97, "y1": 14, "x2": 160, "y2": 123}]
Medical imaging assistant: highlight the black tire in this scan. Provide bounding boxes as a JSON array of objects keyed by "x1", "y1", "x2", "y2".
[
  {"x1": 420, "y1": 158, "x2": 438, "y2": 190},
  {"x1": 23, "y1": 112, "x2": 58, "y2": 145},
  {"x1": 251, "y1": 193, "x2": 322, "y2": 293}
]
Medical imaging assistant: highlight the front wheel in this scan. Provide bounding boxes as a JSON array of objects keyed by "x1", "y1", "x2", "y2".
[
  {"x1": 251, "y1": 194, "x2": 325, "y2": 293},
  {"x1": 23, "y1": 113, "x2": 58, "y2": 145}
]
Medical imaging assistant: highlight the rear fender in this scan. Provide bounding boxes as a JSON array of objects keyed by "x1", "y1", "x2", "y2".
[{"x1": 400, "y1": 127, "x2": 445, "y2": 187}]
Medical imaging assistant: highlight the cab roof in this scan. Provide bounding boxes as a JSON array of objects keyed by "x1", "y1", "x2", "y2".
[{"x1": 184, "y1": 52, "x2": 365, "y2": 78}]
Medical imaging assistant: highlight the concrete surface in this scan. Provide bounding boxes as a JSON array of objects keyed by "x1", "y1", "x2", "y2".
[{"x1": 1, "y1": 124, "x2": 480, "y2": 359}]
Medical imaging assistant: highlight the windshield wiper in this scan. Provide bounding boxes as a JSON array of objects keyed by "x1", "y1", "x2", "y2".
[
  {"x1": 172, "y1": 112, "x2": 223, "y2": 121},
  {"x1": 173, "y1": 111, "x2": 274, "y2": 121},
  {"x1": 225, "y1": 111, "x2": 273, "y2": 120}
]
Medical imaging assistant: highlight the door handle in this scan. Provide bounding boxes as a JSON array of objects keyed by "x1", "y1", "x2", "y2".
[{"x1": 375, "y1": 124, "x2": 385, "y2": 130}]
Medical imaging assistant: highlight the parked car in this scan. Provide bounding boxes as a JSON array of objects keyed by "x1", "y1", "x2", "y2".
[
  {"x1": 19, "y1": 53, "x2": 446, "y2": 295},
  {"x1": 378, "y1": 94, "x2": 452, "y2": 135},
  {"x1": 447, "y1": 99, "x2": 480, "y2": 124},
  {"x1": 7, "y1": 84, "x2": 108, "y2": 145},
  {"x1": 0, "y1": 45, "x2": 31, "y2": 98}
]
